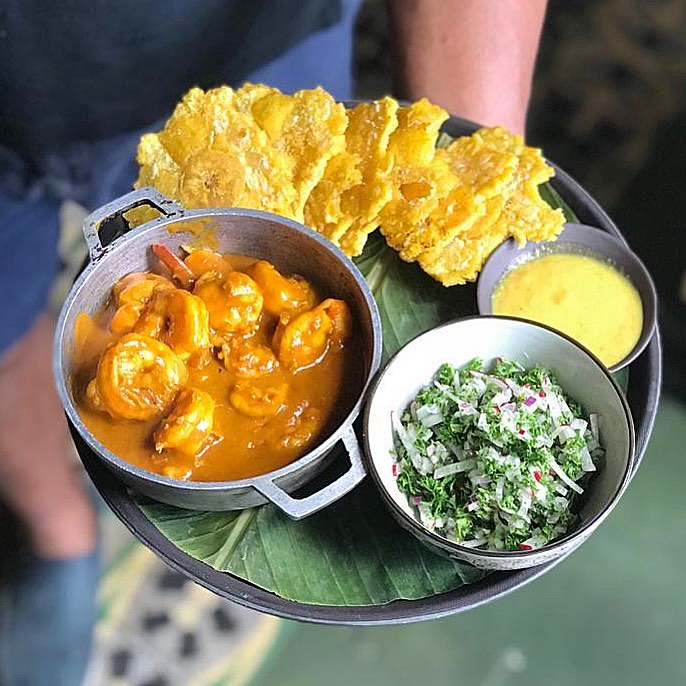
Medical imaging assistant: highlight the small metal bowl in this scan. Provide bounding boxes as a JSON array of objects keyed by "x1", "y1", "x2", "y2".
[
  {"x1": 54, "y1": 188, "x2": 382, "y2": 519},
  {"x1": 363, "y1": 316, "x2": 635, "y2": 571},
  {"x1": 475, "y1": 223, "x2": 658, "y2": 373}
]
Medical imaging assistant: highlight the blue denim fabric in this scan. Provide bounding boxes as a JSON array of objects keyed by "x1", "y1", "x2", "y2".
[
  {"x1": 0, "y1": 3, "x2": 360, "y2": 684},
  {"x1": 0, "y1": 553, "x2": 99, "y2": 686},
  {"x1": 0, "y1": 0, "x2": 361, "y2": 357},
  {"x1": 0, "y1": 193, "x2": 61, "y2": 354}
]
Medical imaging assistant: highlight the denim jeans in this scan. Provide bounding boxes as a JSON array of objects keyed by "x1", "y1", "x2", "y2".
[
  {"x1": 0, "y1": 0, "x2": 360, "y2": 356},
  {"x1": 0, "y1": 551, "x2": 99, "y2": 686}
]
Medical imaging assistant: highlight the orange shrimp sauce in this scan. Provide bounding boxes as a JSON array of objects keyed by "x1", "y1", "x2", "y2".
[{"x1": 72, "y1": 255, "x2": 363, "y2": 482}]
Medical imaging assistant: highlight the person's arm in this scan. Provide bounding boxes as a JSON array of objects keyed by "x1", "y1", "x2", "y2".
[
  {"x1": 387, "y1": 0, "x2": 548, "y2": 135},
  {"x1": 0, "y1": 312, "x2": 97, "y2": 558}
]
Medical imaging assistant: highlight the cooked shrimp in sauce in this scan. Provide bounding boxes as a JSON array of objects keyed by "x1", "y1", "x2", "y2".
[
  {"x1": 248, "y1": 260, "x2": 316, "y2": 316},
  {"x1": 86, "y1": 333, "x2": 187, "y2": 421},
  {"x1": 74, "y1": 247, "x2": 360, "y2": 481},
  {"x1": 109, "y1": 273, "x2": 174, "y2": 335},
  {"x1": 193, "y1": 271, "x2": 263, "y2": 339},
  {"x1": 153, "y1": 387, "x2": 217, "y2": 456},
  {"x1": 133, "y1": 288, "x2": 211, "y2": 363}
]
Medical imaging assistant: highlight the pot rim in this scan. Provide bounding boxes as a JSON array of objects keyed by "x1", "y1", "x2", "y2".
[{"x1": 54, "y1": 198, "x2": 383, "y2": 495}]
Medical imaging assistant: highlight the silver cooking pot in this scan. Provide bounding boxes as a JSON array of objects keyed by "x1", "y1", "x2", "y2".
[{"x1": 53, "y1": 187, "x2": 383, "y2": 519}]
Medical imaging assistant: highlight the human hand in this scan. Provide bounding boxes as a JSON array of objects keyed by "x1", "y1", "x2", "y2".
[{"x1": 0, "y1": 312, "x2": 97, "y2": 558}]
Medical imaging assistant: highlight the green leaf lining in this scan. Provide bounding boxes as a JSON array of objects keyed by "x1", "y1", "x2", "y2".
[
  {"x1": 138, "y1": 480, "x2": 486, "y2": 605},
  {"x1": 134, "y1": 181, "x2": 584, "y2": 606}
]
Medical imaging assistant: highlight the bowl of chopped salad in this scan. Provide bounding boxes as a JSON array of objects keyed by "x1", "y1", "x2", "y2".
[{"x1": 363, "y1": 316, "x2": 635, "y2": 570}]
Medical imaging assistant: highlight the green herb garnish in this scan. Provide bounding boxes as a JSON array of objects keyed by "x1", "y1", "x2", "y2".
[{"x1": 392, "y1": 358, "x2": 603, "y2": 551}]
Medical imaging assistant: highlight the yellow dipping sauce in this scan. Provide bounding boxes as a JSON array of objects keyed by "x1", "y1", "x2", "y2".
[{"x1": 492, "y1": 252, "x2": 643, "y2": 367}]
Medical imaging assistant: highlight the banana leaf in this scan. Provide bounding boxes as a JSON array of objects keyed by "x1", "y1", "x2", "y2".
[{"x1": 135, "y1": 184, "x2": 580, "y2": 606}]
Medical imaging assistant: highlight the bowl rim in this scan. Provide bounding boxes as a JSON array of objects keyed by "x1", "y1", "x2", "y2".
[
  {"x1": 362, "y1": 314, "x2": 636, "y2": 562},
  {"x1": 475, "y1": 222, "x2": 658, "y2": 373}
]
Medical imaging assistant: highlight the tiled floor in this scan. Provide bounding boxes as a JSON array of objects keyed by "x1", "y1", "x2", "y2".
[{"x1": 83, "y1": 534, "x2": 282, "y2": 686}]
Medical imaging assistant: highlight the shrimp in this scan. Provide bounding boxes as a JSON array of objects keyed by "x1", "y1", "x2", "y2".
[
  {"x1": 248, "y1": 260, "x2": 316, "y2": 316},
  {"x1": 318, "y1": 298, "x2": 353, "y2": 343},
  {"x1": 183, "y1": 249, "x2": 233, "y2": 279},
  {"x1": 113, "y1": 272, "x2": 174, "y2": 307},
  {"x1": 110, "y1": 302, "x2": 146, "y2": 336},
  {"x1": 230, "y1": 381, "x2": 288, "y2": 417},
  {"x1": 221, "y1": 336, "x2": 279, "y2": 378},
  {"x1": 110, "y1": 272, "x2": 175, "y2": 336},
  {"x1": 153, "y1": 387, "x2": 217, "y2": 456},
  {"x1": 273, "y1": 403, "x2": 325, "y2": 451},
  {"x1": 273, "y1": 298, "x2": 351, "y2": 372},
  {"x1": 86, "y1": 333, "x2": 188, "y2": 420},
  {"x1": 133, "y1": 288, "x2": 211, "y2": 362},
  {"x1": 273, "y1": 308, "x2": 332, "y2": 372},
  {"x1": 193, "y1": 271, "x2": 263, "y2": 338}
]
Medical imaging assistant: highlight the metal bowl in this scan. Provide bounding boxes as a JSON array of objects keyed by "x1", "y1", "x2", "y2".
[
  {"x1": 53, "y1": 187, "x2": 382, "y2": 519},
  {"x1": 363, "y1": 316, "x2": 635, "y2": 571},
  {"x1": 475, "y1": 223, "x2": 658, "y2": 373}
]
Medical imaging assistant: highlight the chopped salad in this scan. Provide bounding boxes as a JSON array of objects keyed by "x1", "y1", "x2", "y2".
[{"x1": 392, "y1": 358, "x2": 603, "y2": 552}]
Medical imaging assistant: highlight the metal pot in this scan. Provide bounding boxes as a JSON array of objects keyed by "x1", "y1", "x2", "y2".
[{"x1": 53, "y1": 187, "x2": 383, "y2": 519}]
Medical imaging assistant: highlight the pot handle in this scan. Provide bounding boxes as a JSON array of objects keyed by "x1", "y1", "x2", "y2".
[
  {"x1": 252, "y1": 425, "x2": 366, "y2": 520},
  {"x1": 82, "y1": 187, "x2": 183, "y2": 263}
]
